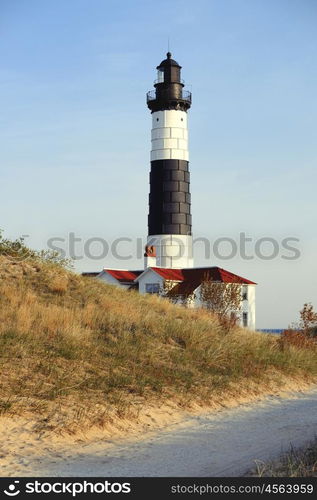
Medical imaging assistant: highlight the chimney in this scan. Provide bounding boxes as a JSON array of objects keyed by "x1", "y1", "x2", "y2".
[{"x1": 144, "y1": 245, "x2": 157, "y2": 268}]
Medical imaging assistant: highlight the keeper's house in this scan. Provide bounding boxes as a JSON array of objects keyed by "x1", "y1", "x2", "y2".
[{"x1": 84, "y1": 266, "x2": 256, "y2": 330}]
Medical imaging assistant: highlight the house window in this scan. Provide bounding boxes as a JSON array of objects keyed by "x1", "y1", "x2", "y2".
[
  {"x1": 145, "y1": 283, "x2": 160, "y2": 294},
  {"x1": 243, "y1": 312, "x2": 248, "y2": 327},
  {"x1": 242, "y1": 286, "x2": 248, "y2": 301}
]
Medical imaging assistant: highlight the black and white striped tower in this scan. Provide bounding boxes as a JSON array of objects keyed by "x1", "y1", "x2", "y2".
[{"x1": 145, "y1": 52, "x2": 193, "y2": 268}]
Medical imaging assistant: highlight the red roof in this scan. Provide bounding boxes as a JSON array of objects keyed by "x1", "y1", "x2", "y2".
[
  {"x1": 150, "y1": 267, "x2": 185, "y2": 281},
  {"x1": 102, "y1": 267, "x2": 256, "y2": 292},
  {"x1": 104, "y1": 269, "x2": 143, "y2": 283},
  {"x1": 146, "y1": 267, "x2": 256, "y2": 297},
  {"x1": 150, "y1": 267, "x2": 256, "y2": 285}
]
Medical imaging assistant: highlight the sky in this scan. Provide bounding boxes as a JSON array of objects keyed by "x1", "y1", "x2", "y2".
[{"x1": 1, "y1": 0, "x2": 317, "y2": 328}]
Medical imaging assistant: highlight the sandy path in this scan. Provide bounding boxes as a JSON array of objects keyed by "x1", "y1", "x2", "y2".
[{"x1": 2, "y1": 388, "x2": 317, "y2": 477}]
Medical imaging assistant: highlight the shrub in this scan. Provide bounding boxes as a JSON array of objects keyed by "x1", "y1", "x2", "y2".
[
  {"x1": 0, "y1": 229, "x2": 72, "y2": 269},
  {"x1": 299, "y1": 303, "x2": 317, "y2": 337},
  {"x1": 279, "y1": 329, "x2": 316, "y2": 350}
]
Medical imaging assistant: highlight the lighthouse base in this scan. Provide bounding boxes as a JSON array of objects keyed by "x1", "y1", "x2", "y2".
[{"x1": 146, "y1": 234, "x2": 193, "y2": 269}]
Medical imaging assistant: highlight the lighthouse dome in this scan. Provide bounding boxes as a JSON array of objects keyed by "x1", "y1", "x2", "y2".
[{"x1": 156, "y1": 52, "x2": 181, "y2": 69}]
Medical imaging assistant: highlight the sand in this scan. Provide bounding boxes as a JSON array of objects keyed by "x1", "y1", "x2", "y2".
[{"x1": 1, "y1": 379, "x2": 316, "y2": 476}]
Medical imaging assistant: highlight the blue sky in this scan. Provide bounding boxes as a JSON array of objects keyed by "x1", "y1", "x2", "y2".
[{"x1": 1, "y1": 0, "x2": 317, "y2": 327}]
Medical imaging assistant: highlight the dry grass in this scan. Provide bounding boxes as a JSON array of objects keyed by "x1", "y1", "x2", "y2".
[
  {"x1": 253, "y1": 439, "x2": 317, "y2": 477},
  {"x1": 0, "y1": 255, "x2": 317, "y2": 434}
]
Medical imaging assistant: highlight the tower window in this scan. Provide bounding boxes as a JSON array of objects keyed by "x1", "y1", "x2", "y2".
[
  {"x1": 242, "y1": 286, "x2": 248, "y2": 301},
  {"x1": 156, "y1": 118, "x2": 159, "y2": 121},
  {"x1": 157, "y1": 69, "x2": 164, "y2": 83}
]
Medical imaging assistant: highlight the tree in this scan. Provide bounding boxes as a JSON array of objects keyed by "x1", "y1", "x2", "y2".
[
  {"x1": 299, "y1": 303, "x2": 317, "y2": 338},
  {"x1": 282, "y1": 302, "x2": 317, "y2": 348},
  {"x1": 200, "y1": 274, "x2": 242, "y2": 331},
  {"x1": 160, "y1": 279, "x2": 189, "y2": 306}
]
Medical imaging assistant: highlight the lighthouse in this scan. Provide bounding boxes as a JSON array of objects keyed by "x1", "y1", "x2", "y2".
[
  {"x1": 85, "y1": 50, "x2": 257, "y2": 330},
  {"x1": 145, "y1": 52, "x2": 193, "y2": 269}
]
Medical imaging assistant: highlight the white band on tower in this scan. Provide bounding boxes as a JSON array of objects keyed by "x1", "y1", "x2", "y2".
[
  {"x1": 151, "y1": 110, "x2": 189, "y2": 162},
  {"x1": 147, "y1": 234, "x2": 193, "y2": 268}
]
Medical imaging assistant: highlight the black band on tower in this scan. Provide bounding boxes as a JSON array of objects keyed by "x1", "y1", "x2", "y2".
[{"x1": 148, "y1": 160, "x2": 192, "y2": 235}]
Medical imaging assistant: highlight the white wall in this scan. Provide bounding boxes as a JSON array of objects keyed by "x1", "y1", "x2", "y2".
[
  {"x1": 193, "y1": 283, "x2": 256, "y2": 330},
  {"x1": 146, "y1": 234, "x2": 193, "y2": 269},
  {"x1": 144, "y1": 254, "x2": 157, "y2": 268},
  {"x1": 137, "y1": 269, "x2": 165, "y2": 294},
  {"x1": 245, "y1": 285, "x2": 256, "y2": 330}
]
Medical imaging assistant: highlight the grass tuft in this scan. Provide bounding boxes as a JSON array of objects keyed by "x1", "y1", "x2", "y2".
[{"x1": 253, "y1": 439, "x2": 317, "y2": 477}]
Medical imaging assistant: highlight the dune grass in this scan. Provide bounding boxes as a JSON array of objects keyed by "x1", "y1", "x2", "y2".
[
  {"x1": 254, "y1": 439, "x2": 317, "y2": 477},
  {"x1": 0, "y1": 255, "x2": 316, "y2": 433}
]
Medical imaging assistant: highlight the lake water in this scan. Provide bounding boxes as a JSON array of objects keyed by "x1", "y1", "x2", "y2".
[{"x1": 256, "y1": 329, "x2": 285, "y2": 334}]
